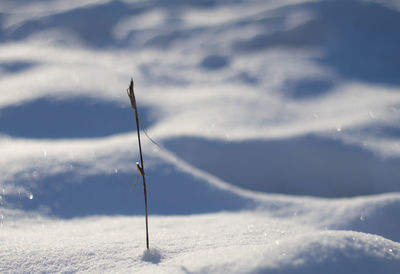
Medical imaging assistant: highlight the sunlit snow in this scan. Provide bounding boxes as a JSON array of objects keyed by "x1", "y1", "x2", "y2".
[{"x1": 1, "y1": 0, "x2": 400, "y2": 273}]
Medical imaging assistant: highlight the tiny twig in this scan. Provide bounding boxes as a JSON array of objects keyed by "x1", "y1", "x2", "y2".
[{"x1": 127, "y1": 78, "x2": 149, "y2": 250}]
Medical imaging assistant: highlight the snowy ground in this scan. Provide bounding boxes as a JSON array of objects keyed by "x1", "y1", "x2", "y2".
[
  {"x1": 1, "y1": 0, "x2": 400, "y2": 273},
  {"x1": 2, "y1": 208, "x2": 399, "y2": 273}
]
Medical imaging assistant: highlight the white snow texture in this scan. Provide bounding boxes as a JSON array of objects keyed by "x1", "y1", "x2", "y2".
[{"x1": 1, "y1": 0, "x2": 400, "y2": 273}]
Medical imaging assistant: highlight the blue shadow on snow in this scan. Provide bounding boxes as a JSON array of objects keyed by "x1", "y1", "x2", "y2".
[
  {"x1": 0, "y1": 97, "x2": 155, "y2": 139},
  {"x1": 233, "y1": 0, "x2": 400, "y2": 86},
  {"x1": 163, "y1": 135, "x2": 400, "y2": 198},
  {"x1": 6, "y1": 160, "x2": 252, "y2": 219}
]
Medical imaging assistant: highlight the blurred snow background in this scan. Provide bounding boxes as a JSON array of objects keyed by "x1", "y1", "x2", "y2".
[{"x1": 1, "y1": 0, "x2": 400, "y2": 273}]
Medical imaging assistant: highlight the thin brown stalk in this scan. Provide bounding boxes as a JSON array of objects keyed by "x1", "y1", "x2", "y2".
[{"x1": 127, "y1": 78, "x2": 149, "y2": 250}]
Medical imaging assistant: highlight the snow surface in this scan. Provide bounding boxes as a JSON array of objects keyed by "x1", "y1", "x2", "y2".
[
  {"x1": 1, "y1": 0, "x2": 400, "y2": 273},
  {"x1": 2, "y1": 209, "x2": 400, "y2": 273}
]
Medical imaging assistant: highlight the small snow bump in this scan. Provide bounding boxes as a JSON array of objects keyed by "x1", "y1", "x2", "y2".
[{"x1": 141, "y1": 248, "x2": 162, "y2": 264}]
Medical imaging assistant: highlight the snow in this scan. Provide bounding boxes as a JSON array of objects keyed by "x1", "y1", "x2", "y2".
[
  {"x1": 1, "y1": 0, "x2": 400, "y2": 273},
  {"x1": 1, "y1": 207, "x2": 400, "y2": 273}
]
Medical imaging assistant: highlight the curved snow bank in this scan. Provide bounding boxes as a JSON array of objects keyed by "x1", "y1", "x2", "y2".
[
  {"x1": 201, "y1": 231, "x2": 400, "y2": 274},
  {"x1": 1, "y1": 0, "x2": 400, "y2": 272},
  {"x1": 1, "y1": 133, "x2": 400, "y2": 243},
  {"x1": 2, "y1": 0, "x2": 400, "y2": 159},
  {"x1": 1, "y1": 213, "x2": 399, "y2": 273},
  {"x1": 325, "y1": 195, "x2": 400, "y2": 243},
  {"x1": 269, "y1": 231, "x2": 400, "y2": 274},
  {"x1": 164, "y1": 136, "x2": 400, "y2": 197},
  {"x1": 254, "y1": 193, "x2": 400, "y2": 242}
]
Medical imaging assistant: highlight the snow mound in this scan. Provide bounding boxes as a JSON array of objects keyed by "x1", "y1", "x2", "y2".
[
  {"x1": 1, "y1": 213, "x2": 399, "y2": 273},
  {"x1": 1, "y1": 0, "x2": 400, "y2": 272},
  {"x1": 141, "y1": 248, "x2": 162, "y2": 264},
  {"x1": 256, "y1": 193, "x2": 400, "y2": 242},
  {"x1": 192, "y1": 231, "x2": 400, "y2": 274}
]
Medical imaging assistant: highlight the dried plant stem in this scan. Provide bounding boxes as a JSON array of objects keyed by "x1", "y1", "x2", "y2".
[{"x1": 127, "y1": 78, "x2": 149, "y2": 250}]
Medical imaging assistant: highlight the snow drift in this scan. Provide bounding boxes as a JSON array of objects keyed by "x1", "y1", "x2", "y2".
[{"x1": 1, "y1": 0, "x2": 400, "y2": 273}]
